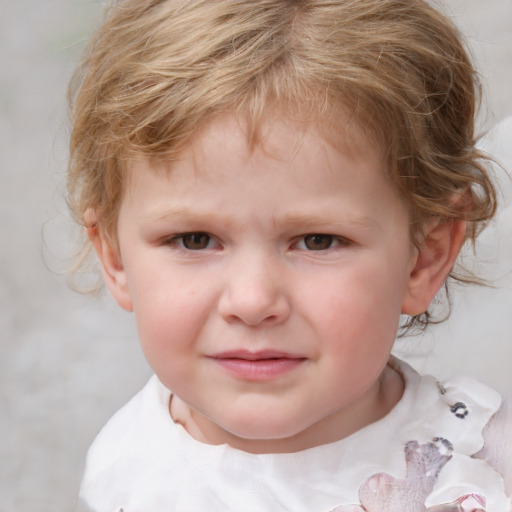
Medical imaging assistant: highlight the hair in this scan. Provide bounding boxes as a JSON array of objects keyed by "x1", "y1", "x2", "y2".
[{"x1": 67, "y1": 0, "x2": 496, "y2": 331}]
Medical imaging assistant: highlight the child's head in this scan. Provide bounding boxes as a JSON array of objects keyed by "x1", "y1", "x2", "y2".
[
  {"x1": 67, "y1": 0, "x2": 496, "y2": 450},
  {"x1": 68, "y1": 0, "x2": 495, "y2": 329}
]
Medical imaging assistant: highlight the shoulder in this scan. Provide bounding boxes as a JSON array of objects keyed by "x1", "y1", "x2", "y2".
[
  {"x1": 390, "y1": 357, "x2": 503, "y2": 454},
  {"x1": 78, "y1": 375, "x2": 181, "y2": 509},
  {"x1": 476, "y1": 394, "x2": 512, "y2": 496},
  {"x1": 388, "y1": 358, "x2": 511, "y2": 510},
  {"x1": 84, "y1": 375, "x2": 169, "y2": 466}
]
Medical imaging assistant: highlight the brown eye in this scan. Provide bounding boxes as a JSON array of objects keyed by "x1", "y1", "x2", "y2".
[
  {"x1": 303, "y1": 234, "x2": 335, "y2": 250},
  {"x1": 181, "y1": 233, "x2": 212, "y2": 250}
]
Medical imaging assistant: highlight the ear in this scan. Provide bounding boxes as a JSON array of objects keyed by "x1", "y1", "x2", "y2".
[
  {"x1": 85, "y1": 210, "x2": 134, "y2": 312},
  {"x1": 401, "y1": 218, "x2": 466, "y2": 316}
]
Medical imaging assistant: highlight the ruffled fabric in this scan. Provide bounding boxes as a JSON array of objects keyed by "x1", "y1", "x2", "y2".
[{"x1": 78, "y1": 358, "x2": 510, "y2": 512}]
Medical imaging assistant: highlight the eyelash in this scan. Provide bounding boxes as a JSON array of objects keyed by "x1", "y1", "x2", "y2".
[
  {"x1": 294, "y1": 234, "x2": 350, "y2": 251},
  {"x1": 164, "y1": 232, "x2": 218, "y2": 251},
  {"x1": 163, "y1": 232, "x2": 350, "y2": 252}
]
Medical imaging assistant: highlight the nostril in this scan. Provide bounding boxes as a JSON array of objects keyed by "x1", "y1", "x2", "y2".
[
  {"x1": 217, "y1": 288, "x2": 290, "y2": 327},
  {"x1": 242, "y1": 313, "x2": 278, "y2": 327}
]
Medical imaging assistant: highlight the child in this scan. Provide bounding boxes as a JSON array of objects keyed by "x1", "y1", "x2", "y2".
[{"x1": 67, "y1": 0, "x2": 511, "y2": 510}]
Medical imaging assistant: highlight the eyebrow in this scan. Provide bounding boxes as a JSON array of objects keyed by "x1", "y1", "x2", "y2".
[
  {"x1": 142, "y1": 208, "x2": 377, "y2": 232},
  {"x1": 142, "y1": 208, "x2": 239, "y2": 228},
  {"x1": 273, "y1": 213, "x2": 377, "y2": 231}
]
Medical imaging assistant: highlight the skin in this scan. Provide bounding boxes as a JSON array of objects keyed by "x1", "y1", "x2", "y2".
[{"x1": 90, "y1": 113, "x2": 465, "y2": 454}]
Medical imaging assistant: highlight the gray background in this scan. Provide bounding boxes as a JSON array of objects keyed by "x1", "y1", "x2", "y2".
[{"x1": 1, "y1": 1, "x2": 511, "y2": 511}]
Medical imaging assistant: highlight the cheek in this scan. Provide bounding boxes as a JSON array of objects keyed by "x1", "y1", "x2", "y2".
[
  {"x1": 130, "y1": 275, "x2": 212, "y2": 360},
  {"x1": 304, "y1": 260, "x2": 406, "y2": 343},
  {"x1": 134, "y1": 298, "x2": 204, "y2": 391}
]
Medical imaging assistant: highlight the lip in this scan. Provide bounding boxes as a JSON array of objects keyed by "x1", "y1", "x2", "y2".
[{"x1": 208, "y1": 350, "x2": 307, "y2": 381}]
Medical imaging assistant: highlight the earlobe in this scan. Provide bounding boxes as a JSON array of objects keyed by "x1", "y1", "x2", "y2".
[
  {"x1": 85, "y1": 211, "x2": 134, "y2": 312},
  {"x1": 401, "y1": 218, "x2": 466, "y2": 316}
]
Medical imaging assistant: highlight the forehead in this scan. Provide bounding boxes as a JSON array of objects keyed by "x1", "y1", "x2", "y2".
[
  {"x1": 143, "y1": 110, "x2": 385, "y2": 181},
  {"x1": 120, "y1": 112, "x2": 406, "y2": 233}
]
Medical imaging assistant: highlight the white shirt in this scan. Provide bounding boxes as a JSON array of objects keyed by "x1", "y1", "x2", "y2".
[{"x1": 77, "y1": 358, "x2": 511, "y2": 512}]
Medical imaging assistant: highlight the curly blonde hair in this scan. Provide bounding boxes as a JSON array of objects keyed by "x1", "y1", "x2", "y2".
[{"x1": 67, "y1": 0, "x2": 496, "y2": 329}]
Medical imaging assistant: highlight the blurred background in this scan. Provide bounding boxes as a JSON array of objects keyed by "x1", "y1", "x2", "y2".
[{"x1": 0, "y1": 1, "x2": 511, "y2": 511}]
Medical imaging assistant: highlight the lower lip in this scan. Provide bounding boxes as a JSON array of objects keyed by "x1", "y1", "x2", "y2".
[{"x1": 211, "y1": 357, "x2": 306, "y2": 381}]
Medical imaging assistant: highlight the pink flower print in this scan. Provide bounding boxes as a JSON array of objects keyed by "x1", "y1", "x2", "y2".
[
  {"x1": 330, "y1": 438, "x2": 454, "y2": 512},
  {"x1": 330, "y1": 439, "x2": 487, "y2": 512},
  {"x1": 357, "y1": 439, "x2": 452, "y2": 512},
  {"x1": 427, "y1": 493, "x2": 486, "y2": 512},
  {"x1": 330, "y1": 506, "x2": 366, "y2": 512}
]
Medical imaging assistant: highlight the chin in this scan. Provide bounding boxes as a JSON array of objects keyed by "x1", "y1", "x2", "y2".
[{"x1": 221, "y1": 414, "x2": 310, "y2": 444}]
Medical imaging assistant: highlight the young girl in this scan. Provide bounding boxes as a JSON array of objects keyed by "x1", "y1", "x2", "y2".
[{"x1": 68, "y1": 0, "x2": 511, "y2": 510}]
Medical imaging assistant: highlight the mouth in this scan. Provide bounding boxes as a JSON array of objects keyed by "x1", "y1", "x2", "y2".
[{"x1": 208, "y1": 350, "x2": 307, "y2": 381}]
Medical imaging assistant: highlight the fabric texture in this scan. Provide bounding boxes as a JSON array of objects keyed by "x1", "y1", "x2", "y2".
[{"x1": 77, "y1": 358, "x2": 511, "y2": 512}]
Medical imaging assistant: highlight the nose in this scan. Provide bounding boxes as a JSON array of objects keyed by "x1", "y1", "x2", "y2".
[{"x1": 217, "y1": 252, "x2": 291, "y2": 327}]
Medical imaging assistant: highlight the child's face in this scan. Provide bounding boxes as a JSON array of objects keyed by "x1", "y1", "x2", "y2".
[{"x1": 106, "y1": 113, "x2": 419, "y2": 452}]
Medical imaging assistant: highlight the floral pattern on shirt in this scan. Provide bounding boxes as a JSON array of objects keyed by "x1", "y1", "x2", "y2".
[{"x1": 331, "y1": 439, "x2": 486, "y2": 512}]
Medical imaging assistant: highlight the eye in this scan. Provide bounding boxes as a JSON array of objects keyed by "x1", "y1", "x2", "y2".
[
  {"x1": 296, "y1": 234, "x2": 346, "y2": 251},
  {"x1": 303, "y1": 234, "x2": 334, "y2": 250},
  {"x1": 176, "y1": 232, "x2": 215, "y2": 250}
]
